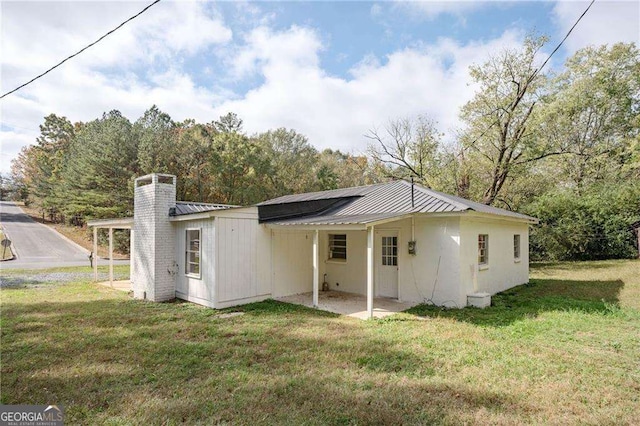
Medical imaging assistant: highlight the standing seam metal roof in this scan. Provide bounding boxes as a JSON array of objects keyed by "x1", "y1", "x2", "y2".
[
  {"x1": 173, "y1": 201, "x2": 238, "y2": 216},
  {"x1": 260, "y1": 180, "x2": 537, "y2": 225}
]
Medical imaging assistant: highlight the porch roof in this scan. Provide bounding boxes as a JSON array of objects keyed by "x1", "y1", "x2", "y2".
[
  {"x1": 87, "y1": 217, "x2": 133, "y2": 229},
  {"x1": 267, "y1": 212, "x2": 410, "y2": 227}
]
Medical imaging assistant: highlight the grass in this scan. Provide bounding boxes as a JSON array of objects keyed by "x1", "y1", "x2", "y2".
[{"x1": 1, "y1": 260, "x2": 639, "y2": 425}]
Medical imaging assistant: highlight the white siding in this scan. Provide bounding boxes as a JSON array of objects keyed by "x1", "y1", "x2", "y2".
[
  {"x1": 459, "y1": 217, "x2": 530, "y2": 300},
  {"x1": 217, "y1": 218, "x2": 268, "y2": 303},
  {"x1": 378, "y1": 217, "x2": 462, "y2": 307},
  {"x1": 272, "y1": 230, "x2": 313, "y2": 297},
  {"x1": 174, "y1": 219, "x2": 215, "y2": 307},
  {"x1": 323, "y1": 230, "x2": 367, "y2": 294}
]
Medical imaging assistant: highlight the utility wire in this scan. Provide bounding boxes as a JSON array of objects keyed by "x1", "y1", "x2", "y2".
[
  {"x1": 0, "y1": 0, "x2": 162, "y2": 99},
  {"x1": 458, "y1": 0, "x2": 596, "y2": 154}
]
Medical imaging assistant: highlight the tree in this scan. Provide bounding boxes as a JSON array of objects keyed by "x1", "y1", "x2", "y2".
[
  {"x1": 525, "y1": 182, "x2": 640, "y2": 260},
  {"x1": 213, "y1": 112, "x2": 243, "y2": 134},
  {"x1": 459, "y1": 35, "x2": 563, "y2": 206},
  {"x1": 9, "y1": 114, "x2": 76, "y2": 217},
  {"x1": 60, "y1": 110, "x2": 138, "y2": 218},
  {"x1": 255, "y1": 128, "x2": 318, "y2": 198},
  {"x1": 539, "y1": 42, "x2": 640, "y2": 190},
  {"x1": 136, "y1": 105, "x2": 178, "y2": 174},
  {"x1": 316, "y1": 149, "x2": 379, "y2": 190},
  {"x1": 208, "y1": 131, "x2": 270, "y2": 205},
  {"x1": 366, "y1": 115, "x2": 444, "y2": 188}
]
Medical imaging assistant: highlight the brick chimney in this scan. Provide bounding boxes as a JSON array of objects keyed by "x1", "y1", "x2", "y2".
[{"x1": 132, "y1": 173, "x2": 176, "y2": 301}]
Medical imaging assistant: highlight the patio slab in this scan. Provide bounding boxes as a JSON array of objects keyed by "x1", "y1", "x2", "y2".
[
  {"x1": 97, "y1": 280, "x2": 131, "y2": 292},
  {"x1": 276, "y1": 290, "x2": 419, "y2": 319}
]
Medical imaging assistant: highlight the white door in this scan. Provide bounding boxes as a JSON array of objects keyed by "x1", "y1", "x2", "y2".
[{"x1": 376, "y1": 231, "x2": 399, "y2": 298}]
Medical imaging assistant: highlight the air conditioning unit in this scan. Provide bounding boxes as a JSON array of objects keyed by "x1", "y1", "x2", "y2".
[{"x1": 467, "y1": 292, "x2": 491, "y2": 308}]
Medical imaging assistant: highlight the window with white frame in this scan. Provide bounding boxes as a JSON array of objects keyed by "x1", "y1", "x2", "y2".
[
  {"x1": 328, "y1": 234, "x2": 347, "y2": 261},
  {"x1": 478, "y1": 234, "x2": 489, "y2": 266},
  {"x1": 514, "y1": 234, "x2": 521, "y2": 260},
  {"x1": 185, "y1": 229, "x2": 201, "y2": 277},
  {"x1": 381, "y1": 236, "x2": 398, "y2": 266}
]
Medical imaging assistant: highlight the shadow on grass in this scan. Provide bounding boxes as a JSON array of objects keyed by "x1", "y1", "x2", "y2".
[
  {"x1": 531, "y1": 260, "x2": 630, "y2": 272},
  {"x1": 1, "y1": 297, "x2": 537, "y2": 424},
  {"x1": 406, "y1": 278, "x2": 624, "y2": 327}
]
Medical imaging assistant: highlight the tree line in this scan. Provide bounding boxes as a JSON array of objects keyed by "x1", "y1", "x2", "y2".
[{"x1": 6, "y1": 39, "x2": 640, "y2": 260}]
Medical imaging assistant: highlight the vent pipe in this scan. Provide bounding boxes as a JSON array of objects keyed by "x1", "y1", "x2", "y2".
[{"x1": 411, "y1": 177, "x2": 415, "y2": 208}]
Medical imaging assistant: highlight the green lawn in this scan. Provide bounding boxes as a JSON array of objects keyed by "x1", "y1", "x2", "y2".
[{"x1": 1, "y1": 260, "x2": 639, "y2": 425}]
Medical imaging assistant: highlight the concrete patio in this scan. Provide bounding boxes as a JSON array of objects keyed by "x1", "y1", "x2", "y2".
[
  {"x1": 97, "y1": 280, "x2": 131, "y2": 292},
  {"x1": 276, "y1": 290, "x2": 419, "y2": 319}
]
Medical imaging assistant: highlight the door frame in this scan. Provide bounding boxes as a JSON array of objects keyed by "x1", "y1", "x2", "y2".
[{"x1": 375, "y1": 228, "x2": 400, "y2": 299}]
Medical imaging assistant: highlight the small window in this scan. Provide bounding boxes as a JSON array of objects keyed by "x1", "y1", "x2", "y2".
[
  {"x1": 381, "y1": 236, "x2": 398, "y2": 266},
  {"x1": 185, "y1": 229, "x2": 201, "y2": 277},
  {"x1": 514, "y1": 234, "x2": 521, "y2": 260},
  {"x1": 329, "y1": 234, "x2": 347, "y2": 261},
  {"x1": 478, "y1": 234, "x2": 489, "y2": 266}
]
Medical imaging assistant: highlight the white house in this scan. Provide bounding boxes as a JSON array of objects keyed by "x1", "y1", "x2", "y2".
[{"x1": 100, "y1": 173, "x2": 537, "y2": 318}]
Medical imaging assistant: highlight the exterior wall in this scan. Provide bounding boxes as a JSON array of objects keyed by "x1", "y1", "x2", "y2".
[
  {"x1": 323, "y1": 230, "x2": 366, "y2": 294},
  {"x1": 458, "y1": 216, "x2": 530, "y2": 300},
  {"x1": 214, "y1": 216, "x2": 271, "y2": 308},
  {"x1": 271, "y1": 230, "x2": 314, "y2": 297},
  {"x1": 132, "y1": 175, "x2": 176, "y2": 302},
  {"x1": 172, "y1": 207, "x2": 272, "y2": 309},
  {"x1": 378, "y1": 217, "x2": 462, "y2": 307},
  {"x1": 313, "y1": 217, "x2": 463, "y2": 306},
  {"x1": 174, "y1": 219, "x2": 216, "y2": 307}
]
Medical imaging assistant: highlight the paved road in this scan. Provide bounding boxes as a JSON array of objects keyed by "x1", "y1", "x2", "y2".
[{"x1": 0, "y1": 201, "x2": 128, "y2": 269}]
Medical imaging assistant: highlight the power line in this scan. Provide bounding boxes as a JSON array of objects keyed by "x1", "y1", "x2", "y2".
[
  {"x1": 533, "y1": 0, "x2": 596, "y2": 79},
  {"x1": 0, "y1": 0, "x2": 162, "y2": 100},
  {"x1": 459, "y1": 0, "x2": 596, "y2": 154}
]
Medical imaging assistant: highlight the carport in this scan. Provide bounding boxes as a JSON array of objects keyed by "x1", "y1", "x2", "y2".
[{"x1": 87, "y1": 217, "x2": 133, "y2": 287}]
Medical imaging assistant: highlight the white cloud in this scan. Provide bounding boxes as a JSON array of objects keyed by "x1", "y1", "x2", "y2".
[
  {"x1": 212, "y1": 27, "x2": 523, "y2": 155},
  {"x1": 229, "y1": 26, "x2": 323, "y2": 80},
  {"x1": 0, "y1": 0, "x2": 232, "y2": 173},
  {"x1": 552, "y1": 0, "x2": 639, "y2": 52},
  {"x1": 395, "y1": 0, "x2": 485, "y2": 20}
]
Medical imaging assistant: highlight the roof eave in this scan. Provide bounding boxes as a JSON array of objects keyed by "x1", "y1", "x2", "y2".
[{"x1": 463, "y1": 210, "x2": 539, "y2": 224}]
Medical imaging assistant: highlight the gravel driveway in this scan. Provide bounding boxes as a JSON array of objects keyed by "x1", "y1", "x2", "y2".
[{"x1": 0, "y1": 271, "x2": 129, "y2": 288}]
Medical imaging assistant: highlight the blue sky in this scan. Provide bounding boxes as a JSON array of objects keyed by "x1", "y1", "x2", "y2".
[{"x1": 1, "y1": 1, "x2": 638, "y2": 174}]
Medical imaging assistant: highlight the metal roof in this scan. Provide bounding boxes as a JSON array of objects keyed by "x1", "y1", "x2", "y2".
[
  {"x1": 260, "y1": 180, "x2": 538, "y2": 225},
  {"x1": 173, "y1": 201, "x2": 238, "y2": 216},
  {"x1": 269, "y1": 212, "x2": 410, "y2": 226},
  {"x1": 257, "y1": 183, "x2": 380, "y2": 206}
]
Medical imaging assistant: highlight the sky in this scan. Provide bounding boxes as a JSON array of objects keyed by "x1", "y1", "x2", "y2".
[{"x1": 1, "y1": 0, "x2": 639, "y2": 174}]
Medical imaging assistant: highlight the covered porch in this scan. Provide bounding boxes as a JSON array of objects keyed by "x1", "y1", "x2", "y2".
[
  {"x1": 268, "y1": 212, "x2": 415, "y2": 319},
  {"x1": 277, "y1": 290, "x2": 418, "y2": 319}
]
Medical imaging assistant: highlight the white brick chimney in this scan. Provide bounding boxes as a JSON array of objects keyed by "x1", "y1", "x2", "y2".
[{"x1": 132, "y1": 173, "x2": 177, "y2": 302}]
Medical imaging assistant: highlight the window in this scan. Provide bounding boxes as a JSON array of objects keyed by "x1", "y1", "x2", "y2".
[
  {"x1": 381, "y1": 236, "x2": 398, "y2": 266},
  {"x1": 328, "y1": 234, "x2": 347, "y2": 261},
  {"x1": 514, "y1": 234, "x2": 521, "y2": 260},
  {"x1": 478, "y1": 234, "x2": 489, "y2": 266},
  {"x1": 185, "y1": 229, "x2": 201, "y2": 277}
]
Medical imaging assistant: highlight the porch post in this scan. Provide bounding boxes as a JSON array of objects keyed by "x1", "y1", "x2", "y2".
[
  {"x1": 367, "y1": 225, "x2": 374, "y2": 319},
  {"x1": 108, "y1": 227, "x2": 114, "y2": 287},
  {"x1": 93, "y1": 226, "x2": 98, "y2": 282},
  {"x1": 312, "y1": 229, "x2": 319, "y2": 308},
  {"x1": 129, "y1": 228, "x2": 134, "y2": 286}
]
